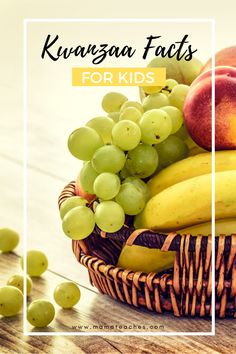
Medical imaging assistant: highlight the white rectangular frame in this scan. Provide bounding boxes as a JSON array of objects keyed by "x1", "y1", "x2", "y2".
[{"x1": 23, "y1": 18, "x2": 215, "y2": 336}]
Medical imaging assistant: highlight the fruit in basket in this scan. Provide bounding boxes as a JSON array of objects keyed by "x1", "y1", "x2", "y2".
[
  {"x1": 169, "y1": 84, "x2": 190, "y2": 111},
  {"x1": 68, "y1": 127, "x2": 103, "y2": 160},
  {"x1": 125, "y1": 144, "x2": 158, "y2": 178},
  {"x1": 102, "y1": 92, "x2": 127, "y2": 113},
  {"x1": 79, "y1": 161, "x2": 99, "y2": 195},
  {"x1": 75, "y1": 179, "x2": 96, "y2": 203},
  {"x1": 148, "y1": 150, "x2": 236, "y2": 197},
  {"x1": 0, "y1": 286, "x2": 23, "y2": 317},
  {"x1": 92, "y1": 145, "x2": 126, "y2": 174},
  {"x1": 86, "y1": 116, "x2": 115, "y2": 144},
  {"x1": 123, "y1": 177, "x2": 150, "y2": 202},
  {"x1": 142, "y1": 93, "x2": 169, "y2": 111},
  {"x1": 27, "y1": 299, "x2": 55, "y2": 327},
  {"x1": 184, "y1": 66, "x2": 236, "y2": 150},
  {"x1": 0, "y1": 228, "x2": 19, "y2": 253},
  {"x1": 147, "y1": 56, "x2": 203, "y2": 85},
  {"x1": 60, "y1": 196, "x2": 87, "y2": 219},
  {"x1": 62, "y1": 206, "x2": 95, "y2": 240},
  {"x1": 94, "y1": 201, "x2": 125, "y2": 233},
  {"x1": 112, "y1": 120, "x2": 141, "y2": 150},
  {"x1": 117, "y1": 244, "x2": 175, "y2": 274},
  {"x1": 119, "y1": 107, "x2": 142, "y2": 123},
  {"x1": 138, "y1": 170, "x2": 236, "y2": 231},
  {"x1": 93, "y1": 172, "x2": 121, "y2": 200},
  {"x1": 160, "y1": 106, "x2": 183, "y2": 134},
  {"x1": 65, "y1": 86, "x2": 210, "y2": 237},
  {"x1": 21, "y1": 250, "x2": 48, "y2": 277},
  {"x1": 201, "y1": 46, "x2": 236, "y2": 72},
  {"x1": 139, "y1": 109, "x2": 172, "y2": 144},
  {"x1": 142, "y1": 85, "x2": 163, "y2": 95},
  {"x1": 115, "y1": 183, "x2": 146, "y2": 215},
  {"x1": 155, "y1": 135, "x2": 189, "y2": 168},
  {"x1": 179, "y1": 218, "x2": 236, "y2": 236},
  {"x1": 108, "y1": 111, "x2": 120, "y2": 122},
  {"x1": 7, "y1": 274, "x2": 32, "y2": 295},
  {"x1": 120, "y1": 100, "x2": 144, "y2": 114},
  {"x1": 162, "y1": 79, "x2": 178, "y2": 93},
  {"x1": 54, "y1": 282, "x2": 81, "y2": 308}
]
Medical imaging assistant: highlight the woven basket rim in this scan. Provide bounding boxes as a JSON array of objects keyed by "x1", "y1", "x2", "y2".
[
  {"x1": 59, "y1": 181, "x2": 236, "y2": 318},
  {"x1": 58, "y1": 181, "x2": 234, "y2": 253}
]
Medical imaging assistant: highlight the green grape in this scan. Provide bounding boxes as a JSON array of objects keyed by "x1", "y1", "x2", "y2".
[
  {"x1": 0, "y1": 286, "x2": 23, "y2": 317},
  {"x1": 119, "y1": 107, "x2": 142, "y2": 123},
  {"x1": 20, "y1": 250, "x2": 48, "y2": 277},
  {"x1": 27, "y1": 299, "x2": 55, "y2": 327},
  {"x1": 79, "y1": 161, "x2": 99, "y2": 194},
  {"x1": 68, "y1": 127, "x2": 103, "y2": 161},
  {"x1": 7, "y1": 274, "x2": 32, "y2": 295},
  {"x1": 173, "y1": 123, "x2": 189, "y2": 140},
  {"x1": 86, "y1": 116, "x2": 115, "y2": 144},
  {"x1": 119, "y1": 165, "x2": 131, "y2": 180},
  {"x1": 139, "y1": 109, "x2": 172, "y2": 145},
  {"x1": 162, "y1": 79, "x2": 178, "y2": 93},
  {"x1": 125, "y1": 144, "x2": 158, "y2": 178},
  {"x1": 169, "y1": 84, "x2": 190, "y2": 111},
  {"x1": 92, "y1": 145, "x2": 126, "y2": 174},
  {"x1": 54, "y1": 282, "x2": 81, "y2": 309},
  {"x1": 0, "y1": 228, "x2": 19, "y2": 253},
  {"x1": 93, "y1": 173, "x2": 120, "y2": 200},
  {"x1": 112, "y1": 120, "x2": 141, "y2": 151},
  {"x1": 178, "y1": 57, "x2": 203, "y2": 85},
  {"x1": 102, "y1": 92, "x2": 127, "y2": 113},
  {"x1": 155, "y1": 135, "x2": 189, "y2": 167},
  {"x1": 107, "y1": 112, "x2": 120, "y2": 123},
  {"x1": 160, "y1": 106, "x2": 184, "y2": 134},
  {"x1": 115, "y1": 183, "x2": 145, "y2": 215},
  {"x1": 124, "y1": 177, "x2": 150, "y2": 202},
  {"x1": 142, "y1": 85, "x2": 163, "y2": 95},
  {"x1": 120, "y1": 100, "x2": 143, "y2": 114},
  {"x1": 60, "y1": 196, "x2": 87, "y2": 219},
  {"x1": 94, "y1": 201, "x2": 125, "y2": 232},
  {"x1": 62, "y1": 206, "x2": 95, "y2": 240},
  {"x1": 142, "y1": 93, "x2": 169, "y2": 112},
  {"x1": 147, "y1": 56, "x2": 202, "y2": 86}
]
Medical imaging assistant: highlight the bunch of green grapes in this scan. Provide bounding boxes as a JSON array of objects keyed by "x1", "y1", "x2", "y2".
[{"x1": 65, "y1": 85, "x2": 191, "y2": 237}]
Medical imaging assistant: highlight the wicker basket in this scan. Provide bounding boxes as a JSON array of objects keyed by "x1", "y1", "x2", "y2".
[{"x1": 59, "y1": 181, "x2": 236, "y2": 318}]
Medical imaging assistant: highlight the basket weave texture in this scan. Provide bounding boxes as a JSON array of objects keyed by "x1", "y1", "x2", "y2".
[{"x1": 59, "y1": 182, "x2": 236, "y2": 318}]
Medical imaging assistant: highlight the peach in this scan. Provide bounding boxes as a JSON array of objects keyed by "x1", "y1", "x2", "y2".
[
  {"x1": 75, "y1": 179, "x2": 96, "y2": 203},
  {"x1": 183, "y1": 66, "x2": 236, "y2": 151},
  {"x1": 202, "y1": 46, "x2": 236, "y2": 73}
]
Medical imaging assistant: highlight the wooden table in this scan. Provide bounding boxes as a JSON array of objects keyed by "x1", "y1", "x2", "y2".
[
  {"x1": 0, "y1": 25, "x2": 235, "y2": 352},
  {"x1": 0, "y1": 152, "x2": 235, "y2": 353}
]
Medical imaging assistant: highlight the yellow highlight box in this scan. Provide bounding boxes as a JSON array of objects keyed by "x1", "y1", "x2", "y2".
[{"x1": 72, "y1": 67, "x2": 166, "y2": 86}]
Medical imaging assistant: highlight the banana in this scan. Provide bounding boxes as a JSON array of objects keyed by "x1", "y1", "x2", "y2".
[
  {"x1": 148, "y1": 150, "x2": 236, "y2": 197},
  {"x1": 117, "y1": 245, "x2": 175, "y2": 274},
  {"x1": 139, "y1": 170, "x2": 236, "y2": 231},
  {"x1": 179, "y1": 218, "x2": 236, "y2": 236}
]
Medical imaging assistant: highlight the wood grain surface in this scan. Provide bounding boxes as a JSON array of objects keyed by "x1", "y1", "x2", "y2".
[
  {"x1": 0, "y1": 8, "x2": 236, "y2": 352},
  {"x1": 0, "y1": 247, "x2": 235, "y2": 353},
  {"x1": 0, "y1": 89, "x2": 235, "y2": 354}
]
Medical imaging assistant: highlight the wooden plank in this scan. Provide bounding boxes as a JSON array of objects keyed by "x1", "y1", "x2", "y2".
[
  {"x1": 0, "y1": 253, "x2": 235, "y2": 354},
  {"x1": 0, "y1": 156, "x2": 94, "y2": 291}
]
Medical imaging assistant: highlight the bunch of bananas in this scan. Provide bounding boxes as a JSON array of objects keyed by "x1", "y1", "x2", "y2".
[
  {"x1": 136, "y1": 150, "x2": 236, "y2": 234},
  {"x1": 118, "y1": 151, "x2": 236, "y2": 273}
]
